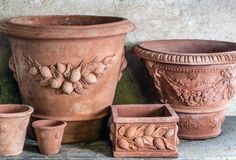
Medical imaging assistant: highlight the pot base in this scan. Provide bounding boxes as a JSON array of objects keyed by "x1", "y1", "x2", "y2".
[
  {"x1": 28, "y1": 116, "x2": 107, "y2": 143},
  {"x1": 113, "y1": 151, "x2": 178, "y2": 158},
  {"x1": 176, "y1": 110, "x2": 225, "y2": 140},
  {"x1": 1, "y1": 151, "x2": 22, "y2": 157},
  {"x1": 178, "y1": 130, "x2": 221, "y2": 140}
]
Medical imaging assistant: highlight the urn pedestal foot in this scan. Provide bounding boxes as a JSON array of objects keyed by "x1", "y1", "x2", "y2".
[{"x1": 176, "y1": 108, "x2": 225, "y2": 140}]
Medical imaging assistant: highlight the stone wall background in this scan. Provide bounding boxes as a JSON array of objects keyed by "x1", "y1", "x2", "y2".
[{"x1": 0, "y1": 0, "x2": 235, "y2": 114}]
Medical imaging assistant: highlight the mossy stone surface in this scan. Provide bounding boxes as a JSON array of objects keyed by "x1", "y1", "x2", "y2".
[{"x1": 0, "y1": 34, "x2": 21, "y2": 103}]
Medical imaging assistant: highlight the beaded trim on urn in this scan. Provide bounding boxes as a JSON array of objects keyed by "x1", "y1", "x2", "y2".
[{"x1": 134, "y1": 45, "x2": 236, "y2": 65}]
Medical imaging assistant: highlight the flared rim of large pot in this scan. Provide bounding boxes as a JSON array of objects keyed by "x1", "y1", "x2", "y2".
[
  {"x1": 134, "y1": 39, "x2": 236, "y2": 65},
  {"x1": 0, "y1": 15, "x2": 135, "y2": 39},
  {"x1": 0, "y1": 104, "x2": 34, "y2": 117}
]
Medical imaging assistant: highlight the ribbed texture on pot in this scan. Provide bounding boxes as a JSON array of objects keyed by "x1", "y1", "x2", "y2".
[{"x1": 134, "y1": 39, "x2": 236, "y2": 65}]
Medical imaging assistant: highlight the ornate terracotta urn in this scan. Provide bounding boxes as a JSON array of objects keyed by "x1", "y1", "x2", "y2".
[
  {"x1": 134, "y1": 39, "x2": 236, "y2": 139},
  {"x1": 0, "y1": 15, "x2": 135, "y2": 143}
]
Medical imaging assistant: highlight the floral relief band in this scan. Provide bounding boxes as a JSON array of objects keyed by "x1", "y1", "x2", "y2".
[{"x1": 22, "y1": 55, "x2": 114, "y2": 95}]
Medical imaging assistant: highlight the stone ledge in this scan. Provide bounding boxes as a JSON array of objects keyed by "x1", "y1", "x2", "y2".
[{"x1": 0, "y1": 116, "x2": 235, "y2": 160}]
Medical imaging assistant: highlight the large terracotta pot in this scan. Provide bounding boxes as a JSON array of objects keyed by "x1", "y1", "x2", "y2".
[
  {"x1": 0, "y1": 15, "x2": 135, "y2": 143},
  {"x1": 134, "y1": 39, "x2": 236, "y2": 139}
]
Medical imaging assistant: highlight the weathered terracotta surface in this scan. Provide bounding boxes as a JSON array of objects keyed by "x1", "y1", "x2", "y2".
[
  {"x1": 133, "y1": 39, "x2": 236, "y2": 139},
  {"x1": 32, "y1": 120, "x2": 67, "y2": 155},
  {"x1": 0, "y1": 104, "x2": 33, "y2": 156},
  {"x1": 0, "y1": 15, "x2": 135, "y2": 143},
  {"x1": 109, "y1": 104, "x2": 179, "y2": 158}
]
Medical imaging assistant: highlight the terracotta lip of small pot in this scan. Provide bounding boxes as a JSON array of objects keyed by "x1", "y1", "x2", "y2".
[
  {"x1": 0, "y1": 15, "x2": 135, "y2": 39},
  {"x1": 134, "y1": 39, "x2": 236, "y2": 65},
  {"x1": 0, "y1": 104, "x2": 34, "y2": 118},
  {"x1": 32, "y1": 120, "x2": 67, "y2": 130}
]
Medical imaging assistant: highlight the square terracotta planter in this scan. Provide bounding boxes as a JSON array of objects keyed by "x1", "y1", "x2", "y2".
[{"x1": 109, "y1": 104, "x2": 179, "y2": 158}]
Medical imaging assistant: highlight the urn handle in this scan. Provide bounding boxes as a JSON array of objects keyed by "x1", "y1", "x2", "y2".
[
  {"x1": 0, "y1": 23, "x2": 10, "y2": 34},
  {"x1": 8, "y1": 55, "x2": 18, "y2": 81},
  {"x1": 118, "y1": 53, "x2": 127, "y2": 81}
]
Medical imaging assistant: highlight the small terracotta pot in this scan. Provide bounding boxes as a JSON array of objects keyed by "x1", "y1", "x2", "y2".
[
  {"x1": 109, "y1": 104, "x2": 179, "y2": 158},
  {"x1": 0, "y1": 15, "x2": 135, "y2": 143},
  {"x1": 133, "y1": 39, "x2": 236, "y2": 139},
  {"x1": 0, "y1": 104, "x2": 33, "y2": 156},
  {"x1": 32, "y1": 120, "x2": 67, "y2": 155}
]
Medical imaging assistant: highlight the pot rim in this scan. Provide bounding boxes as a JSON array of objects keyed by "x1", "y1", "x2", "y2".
[
  {"x1": 32, "y1": 119, "x2": 67, "y2": 130},
  {"x1": 0, "y1": 104, "x2": 33, "y2": 117},
  {"x1": 111, "y1": 104, "x2": 179, "y2": 123},
  {"x1": 0, "y1": 15, "x2": 135, "y2": 39},
  {"x1": 134, "y1": 39, "x2": 236, "y2": 65}
]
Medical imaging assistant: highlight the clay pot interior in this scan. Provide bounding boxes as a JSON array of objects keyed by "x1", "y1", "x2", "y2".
[
  {"x1": 0, "y1": 104, "x2": 33, "y2": 156},
  {"x1": 32, "y1": 120, "x2": 67, "y2": 155},
  {"x1": 139, "y1": 40, "x2": 236, "y2": 54},
  {"x1": 8, "y1": 15, "x2": 124, "y2": 26},
  {"x1": 112, "y1": 104, "x2": 178, "y2": 123},
  {"x1": 117, "y1": 105, "x2": 172, "y2": 117},
  {"x1": 0, "y1": 105, "x2": 32, "y2": 115},
  {"x1": 1, "y1": 15, "x2": 135, "y2": 39},
  {"x1": 33, "y1": 120, "x2": 66, "y2": 129}
]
